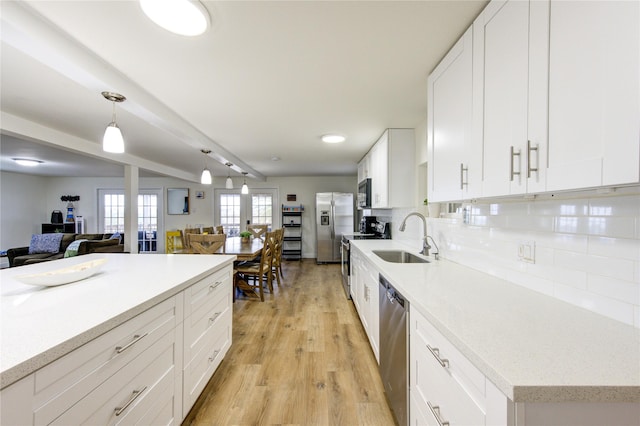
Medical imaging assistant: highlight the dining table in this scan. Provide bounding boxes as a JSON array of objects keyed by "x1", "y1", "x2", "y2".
[{"x1": 178, "y1": 236, "x2": 265, "y2": 300}]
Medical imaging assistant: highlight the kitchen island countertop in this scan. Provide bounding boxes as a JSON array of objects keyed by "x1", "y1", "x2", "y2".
[
  {"x1": 350, "y1": 239, "x2": 640, "y2": 403},
  {"x1": 0, "y1": 253, "x2": 235, "y2": 389}
]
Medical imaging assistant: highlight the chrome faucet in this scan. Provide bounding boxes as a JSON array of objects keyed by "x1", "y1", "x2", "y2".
[{"x1": 399, "y1": 212, "x2": 432, "y2": 256}]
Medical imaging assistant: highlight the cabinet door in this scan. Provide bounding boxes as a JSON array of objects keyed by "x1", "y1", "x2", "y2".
[
  {"x1": 357, "y1": 155, "x2": 370, "y2": 182},
  {"x1": 428, "y1": 27, "x2": 475, "y2": 202},
  {"x1": 546, "y1": 0, "x2": 640, "y2": 191},
  {"x1": 365, "y1": 266, "x2": 379, "y2": 363},
  {"x1": 476, "y1": 0, "x2": 530, "y2": 197},
  {"x1": 371, "y1": 132, "x2": 389, "y2": 208}
]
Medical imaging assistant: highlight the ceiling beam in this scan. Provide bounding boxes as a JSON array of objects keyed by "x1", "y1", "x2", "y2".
[{"x1": 0, "y1": 0, "x2": 265, "y2": 181}]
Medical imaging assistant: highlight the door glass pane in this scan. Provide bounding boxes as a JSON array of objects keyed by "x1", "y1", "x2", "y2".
[
  {"x1": 103, "y1": 193, "x2": 125, "y2": 233},
  {"x1": 138, "y1": 194, "x2": 158, "y2": 252},
  {"x1": 220, "y1": 193, "x2": 241, "y2": 236},
  {"x1": 251, "y1": 193, "x2": 273, "y2": 229}
]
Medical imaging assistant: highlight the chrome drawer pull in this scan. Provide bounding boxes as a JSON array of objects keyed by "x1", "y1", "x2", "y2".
[
  {"x1": 427, "y1": 401, "x2": 449, "y2": 426},
  {"x1": 209, "y1": 281, "x2": 222, "y2": 292},
  {"x1": 209, "y1": 311, "x2": 221, "y2": 324},
  {"x1": 114, "y1": 386, "x2": 147, "y2": 416},
  {"x1": 115, "y1": 333, "x2": 148, "y2": 354},
  {"x1": 208, "y1": 350, "x2": 221, "y2": 362},
  {"x1": 426, "y1": 344, "x2": 449, "y2": 368}
]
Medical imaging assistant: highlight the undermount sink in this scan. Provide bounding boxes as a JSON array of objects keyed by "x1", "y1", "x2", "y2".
[{"x1": 372, "y1": 250, "x2": 430, "y2": 264}]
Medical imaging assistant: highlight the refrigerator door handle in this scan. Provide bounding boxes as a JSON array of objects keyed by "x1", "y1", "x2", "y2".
[{"x1": 330, "y1": 201, "x2": 335, "y2": 240}]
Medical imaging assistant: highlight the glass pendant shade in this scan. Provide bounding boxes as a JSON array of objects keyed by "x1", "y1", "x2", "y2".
[
  {"x1": 103, "y1": 123, "x2": 125, "y2": 153},
  {"x1": 241, "y1": 182, "x2": 249, "y2": 194},
  {"x1": 201, "y1": 167, "x2": 212, "y2": 185},
  {"x1": 225, "y1": 176, "x2": 233, "y2": 189}
]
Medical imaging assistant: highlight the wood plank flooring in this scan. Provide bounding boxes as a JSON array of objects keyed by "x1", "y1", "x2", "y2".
[{"x1": 183, "y1": 259, "x2": 396, "y2": 426}]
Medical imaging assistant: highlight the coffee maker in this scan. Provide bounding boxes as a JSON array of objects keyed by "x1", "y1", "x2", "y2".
[{"x1": 360, "y1": 216, "x2": 377, "y2": 234}]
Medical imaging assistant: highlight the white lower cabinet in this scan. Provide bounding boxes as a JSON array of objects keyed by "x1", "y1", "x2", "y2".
[
  {"x1": 410, "y1": 305, "x2": 508, "y2": 426},
  {"x1": 351, "y1": 247, "x2": 380, "y2": 363},
  {"x1": 0, "y1": 263, "x2": 233, "y2": 425}
]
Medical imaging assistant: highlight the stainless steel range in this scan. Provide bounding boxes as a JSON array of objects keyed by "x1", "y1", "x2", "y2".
[{"x1": 340, "y1": 220, "x2": 390, "y2": 299}]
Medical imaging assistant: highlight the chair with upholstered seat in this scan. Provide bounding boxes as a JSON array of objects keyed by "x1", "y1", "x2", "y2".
[
  {"x1": 188, "y1": 233, "x2": 226, "y2": 254},
  {"x1": 235, "y1": 231, "x2": 276, "y2": 301}
]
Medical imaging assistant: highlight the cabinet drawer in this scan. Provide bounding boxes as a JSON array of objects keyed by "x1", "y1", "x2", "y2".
[
  {"x1": 183, "y1": 314, "x2": 231, "y2": 410},
  {"x1": 50, "y1": 328, "x2": 177, "y2": 425},
  {"x1": 184, "y1": 286, "x2": 231, "y2": 363},
  {"x1": 33, "y1": 297, "x2": 178, "y2": 424},
  {"x1": 184, "y1": 267, "x2": 231, "y2": 319}
]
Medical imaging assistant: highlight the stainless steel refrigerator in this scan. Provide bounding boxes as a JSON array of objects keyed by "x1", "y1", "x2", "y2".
[{"x1": 316, "y1": 192, "x2": 354, "y2": 263}]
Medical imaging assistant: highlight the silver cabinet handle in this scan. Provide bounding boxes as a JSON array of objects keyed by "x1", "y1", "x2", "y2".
[
  {"x1": 209, "y1": 311, "x2": 221, "y2": 324},
  {"x1": 426, "y1": 344, "x2": 449, "y2": 368},
  {"x1": 209, "y1": 281, "x2": 222, "y2": 292},
  {"x1": 527, "y1": 140, "x2": 539, "y2": 178},
  {"x1": 208, "y1": 349, "x2": 221, "y2": 362},
  {"x1": 510, "y1": 146, "x2": 521, "y2": 181},
  {"x1": 115, "y1": 333, "x2": 148, "y2": 354},
  {"x1": 427, "y1": 401, "x2": 450, "y2": 426},
  {"x1": 114, "y1": 386, "x2": 147, "y2": 416},
  {"x1": 460, "y1": 163, "x2": 468, "y2": 190}
]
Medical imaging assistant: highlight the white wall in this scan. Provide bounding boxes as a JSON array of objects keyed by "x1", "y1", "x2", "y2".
[
  {"x1": 0, "y1": 171, "x2": 357, "y2": 258},
  {"x1": 392, "y1": 188, "x2": 640, "y2": 328}
]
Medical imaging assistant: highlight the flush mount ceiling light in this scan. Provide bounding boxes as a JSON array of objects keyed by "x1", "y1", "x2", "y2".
[
  {"x1": 241, "y1": 172, "x2": 249, "y2": 194},
  {"x1": 225, "y1": 162, "x2": 233, "y2": 189},
  {"x1": 322, "y1": 134, "x2": 346, "y2": 144},
  {"x1": 200, "y1": 149, "x2": 212, "y2": 185},
  {"x1": 12, "y1": 158, "x2": 43, "y2": 167},
  {"x1": 139, "y1": 0, "x2": 210, "y2": 36},
  {"x1": 102, "y1": 91, "x2": 126, "y2": 153}
]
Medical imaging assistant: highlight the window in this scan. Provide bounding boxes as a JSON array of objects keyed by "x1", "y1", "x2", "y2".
[
  {"x1": 215, "y1": 188, "x2": 277, "y2": 236},
  {"x1": 219, "y1": 193, "x2": 241, "y2": 236},
  {"x1": 251, "y1": 193, "x2": 273, "y2": 229}
]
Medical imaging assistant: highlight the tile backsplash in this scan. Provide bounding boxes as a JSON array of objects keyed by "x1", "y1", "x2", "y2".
[{"x1": 392, "y1": 190, "x2": 640, "y2": 328}]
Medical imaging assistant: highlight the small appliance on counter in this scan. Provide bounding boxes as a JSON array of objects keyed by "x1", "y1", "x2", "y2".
[{"x1": 360, "y1": 215, "x2": 377, "y2": 234}]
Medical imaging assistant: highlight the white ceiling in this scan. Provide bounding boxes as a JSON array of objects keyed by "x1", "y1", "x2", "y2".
[{"x1": 0, "y1": 0, "x2": 487, "y2": 181}]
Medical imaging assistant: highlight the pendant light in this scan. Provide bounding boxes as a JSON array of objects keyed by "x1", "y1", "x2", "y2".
[
  {"x1": 241, "y1": 172, "x2": 249, "y2": 194},
  {"x1": 200, "y1": 149, "x2": 212, "y2": 185},
  {"x1": 102, "y1": 92, "x2": 126, "y2": 153},
  {"x1": 225, "y1": 162, "x2": 234, "y2": 189}
]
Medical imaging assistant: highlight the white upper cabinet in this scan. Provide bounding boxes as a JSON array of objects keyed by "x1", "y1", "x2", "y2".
[
  {"x1": 546, "y1": 0, "x2": 640, "y2": 191},
  {"x1": 357, "y1": 154, "x2": 370, "y2": 183},
  {"x1": 474, "y1": 0, "x2": 549, "y2": 198},
  {"x1": 363, "y1": 128, "x2": 415, "y2": 208},
  {"x1": 428, "y1": 27, "x2": 480, "y2": 202}
]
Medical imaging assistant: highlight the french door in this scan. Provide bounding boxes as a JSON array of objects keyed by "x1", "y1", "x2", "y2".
[
  {"x1": 214, "y1": 188, "x2": 278, "y2": 237},
  {"x1": 97, "y1": 188, "x2": 163, "y2": 253}
]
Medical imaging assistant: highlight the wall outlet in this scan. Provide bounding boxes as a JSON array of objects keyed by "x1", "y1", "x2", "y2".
[{"x1": 518, "y1": 241, "x2": 535, "y2": 263}]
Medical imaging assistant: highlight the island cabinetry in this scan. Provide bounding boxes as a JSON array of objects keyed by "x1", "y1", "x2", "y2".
[
  {"x1": 8, "y1": 296, "x2": 182, "y2": 425},
  {"x1": 410, "y1": 305, "x2": 509, "y2": 426},
  {"x1": 182, "y1": 267, "x2": 232, "y2": 411}
]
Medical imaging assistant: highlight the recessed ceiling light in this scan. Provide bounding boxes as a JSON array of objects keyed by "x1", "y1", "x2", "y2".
[
  {"x1": 139, "y1": 0, "x2": 210, "y2": 36},
  {"x1": 322, "y1": 134, "x2": 346, "y2": 144},
  {"x1": 271, "y1": 155, "x2": 281, "y2": 161},
  {"x1": 12, "y1": 158, "x2": 43, "y2": 167}
]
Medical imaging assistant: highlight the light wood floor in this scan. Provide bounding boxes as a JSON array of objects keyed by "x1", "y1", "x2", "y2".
[{"x1": 183, "y1": 259, "x2": 396, "y2": 426}]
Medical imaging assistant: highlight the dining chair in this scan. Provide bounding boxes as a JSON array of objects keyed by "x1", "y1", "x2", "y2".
[
  {"x1": 202, "y1": 226, "x2": 214, "y2": 234},
  {"x1": 183, "y1": 228, "x2": 201, "y2": 249},
  {"x1": 189, "y1": 233, "x2": 226, "y2": 254},
  {"x1": 165, "y1": 230, "x2": 184, "y2": 253},
  {"x1": 215, "y1": 225, "x2": 224, "y2": 234},
  {"x1": 235, "y1": 231, "x2": 276, "y2": 301},
  {"x1": 271, "y1": 228, "x2": 285, "y2": 285},
  {"x1": 246, "y1": 224, "x2": 268, "y2": 239}
]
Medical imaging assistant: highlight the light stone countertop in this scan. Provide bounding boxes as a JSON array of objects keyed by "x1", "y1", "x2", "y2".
[
  {"x1": 350, "y1": 239, "x2": 640, "y2": 403},
  {"x1": 0, "y1": 253, "x2": 235, "y2": 389}
]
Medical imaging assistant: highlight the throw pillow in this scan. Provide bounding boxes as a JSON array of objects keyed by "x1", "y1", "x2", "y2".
[
  {"x1": 64, "y1": 239, "x2": 88, "y2": 258},
  {"x1": 109, "y1": 232, "x2": 121, "y2": 243},
  {"x1": 28, "y1": 233, "x2": 64, "y2": 254}
]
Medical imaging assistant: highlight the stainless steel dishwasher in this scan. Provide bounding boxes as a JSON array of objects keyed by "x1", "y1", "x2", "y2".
[{"x1": 379, "y1": 274, "x2": 409, "y2": 426}]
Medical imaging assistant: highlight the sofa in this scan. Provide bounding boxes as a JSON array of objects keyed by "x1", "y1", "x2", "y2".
[{"x1": 7, "y1": 232, "x2": 125, "y2": 267}]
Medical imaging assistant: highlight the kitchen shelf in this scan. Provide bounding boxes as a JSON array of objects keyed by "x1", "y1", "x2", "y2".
[{"x1": 282, "y1": 205, "x2": 303, "y2": 260}]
